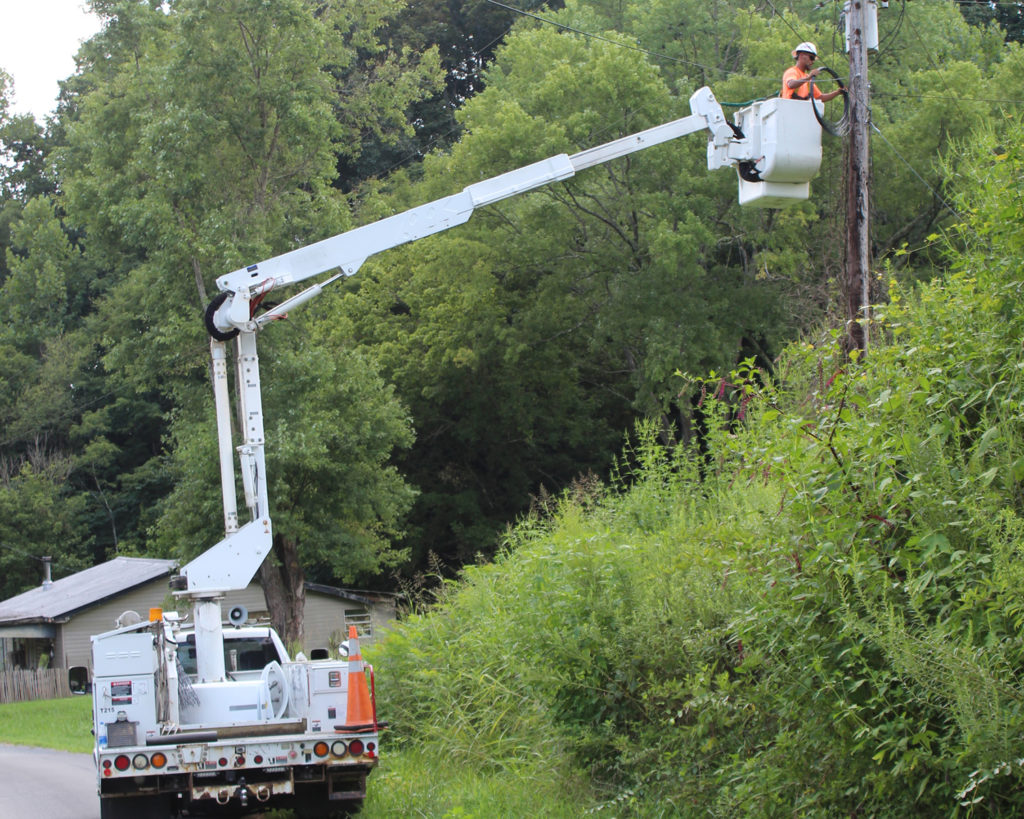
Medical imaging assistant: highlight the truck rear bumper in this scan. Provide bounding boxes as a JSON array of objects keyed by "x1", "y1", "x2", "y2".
[{"x1": 99, "y1": 762, "x2": 374, "y2": 813}]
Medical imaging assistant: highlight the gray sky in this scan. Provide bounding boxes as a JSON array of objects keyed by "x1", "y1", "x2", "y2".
[{"x1": 0, "y1": 0, "x2": 102, "y2": 121}]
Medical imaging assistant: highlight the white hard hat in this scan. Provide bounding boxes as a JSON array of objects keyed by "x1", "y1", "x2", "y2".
[{"x1": 792, "y1": 41, "x2": 818, "y2": 58}]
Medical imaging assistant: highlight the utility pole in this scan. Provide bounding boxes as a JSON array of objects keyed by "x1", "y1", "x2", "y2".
[{"x1": 845, "y1": 0, "x2": 872, "y2": 354}]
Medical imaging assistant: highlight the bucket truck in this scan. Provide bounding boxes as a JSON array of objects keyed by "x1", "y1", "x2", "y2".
[{"x1": 88, "y1": 88, "x2": 823, "y2": 818}]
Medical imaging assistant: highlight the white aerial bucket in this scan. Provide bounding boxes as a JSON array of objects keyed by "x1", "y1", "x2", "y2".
[{"x1": 731, "y1": 98, "x2": 824, "y2": 208}]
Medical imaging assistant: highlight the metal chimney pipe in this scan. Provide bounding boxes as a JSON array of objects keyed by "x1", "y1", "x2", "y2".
[{"x1": 42, "y1": 556, "x2": 52, "y2": 589}]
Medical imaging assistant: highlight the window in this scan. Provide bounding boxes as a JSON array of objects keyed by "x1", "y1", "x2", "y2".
[{"x1": 176, "y1": 633, "x2": 282, "y2": 676}]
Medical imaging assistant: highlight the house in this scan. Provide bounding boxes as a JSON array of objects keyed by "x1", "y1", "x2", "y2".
[{"x1": 0, "y1": 556, "x2": 398, "y2": 675}]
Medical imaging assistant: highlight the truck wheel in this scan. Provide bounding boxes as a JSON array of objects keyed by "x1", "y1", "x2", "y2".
[{"x1": 99, "y1": 795, "x2": 174, "y2": 819}]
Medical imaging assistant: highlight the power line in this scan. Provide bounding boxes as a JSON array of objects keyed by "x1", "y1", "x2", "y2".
[
  {"x1": 873, "y1": 0, "x2": 908, "y2": 58},
  {"x1": 875, "y1": 91, "x2": 1024, "y2": 104},
  {"x1": 869, "y1": 121, "x2": 963, "y2": 220},
  {"x1": 0, "y1": 542, "x2": 46, "y2": 562},
  {"x1": 367, "y1": 21, "x2": 521, "y2": 182},
  {"x1": 904, "y1": 3, "x2": 973, "y2": 121},
  {"x1": 368, "y1": 0, "x2": 992, "y2": 231},
  {"x1": 763, "y1": 0, "x2": 816, "y2": 44},
  {"x1": 483, "y1": 0, "x2": 718, "y2": 72}
]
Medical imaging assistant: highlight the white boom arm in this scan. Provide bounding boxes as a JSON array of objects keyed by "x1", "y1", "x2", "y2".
[
  {"x1": 180, "y1": 87, "x2": 751, "y2": 601},
  {"x1": 177, "y1": 85, "x2": 822, "y2": 682},
  {"x1": 181, "y1": 87, "x2": 733, "y2": 600},
  {"x1": 205, "y1": 87, "x2": 734, "y2": 337}
]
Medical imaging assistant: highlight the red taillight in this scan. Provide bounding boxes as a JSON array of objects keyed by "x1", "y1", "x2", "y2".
[
  {"x1": 114, "y1": 755, "x2": 131, "y2": 771},
  {"x1": 348, "y1": 739, "x2": 364, "y2": 756},
  {"x1": 102, "y1": 759, "x2": 112, "y2": 769},
  {"x1": 151, "y1": 753, "x2": 167, "y2": 769},
  {"x1": 235, "y1": 755, "x2": 246, "y2": 766},
  {"x1": 313, "y1": 742, "x2": 329, "y2": 757},
  {"x1": 367, "y1": 742, "x2": 376, "y2": 752},
  {"x1": 254, "y1": 755, "x2": 263, "y2": 764},
  {"x1": 218, "y1": 757, "x2": 228, "y2": 767}
]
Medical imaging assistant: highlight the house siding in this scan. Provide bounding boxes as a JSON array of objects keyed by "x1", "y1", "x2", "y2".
[
  {"x1": 1, "y1": 563, "x2": 396, "y2": 673},
  {"x1": 302, "y1": 593, "x2": 397, "y2": 654},
  {"x1": 61, "y1": 578, "x2": 172, "y2": 671},
  {"x1": 64, "y1": 582, "x2": 272, "y2": 671},
  {"x1": 303, "y1": 593, "x2": 355, "y2": 654}
]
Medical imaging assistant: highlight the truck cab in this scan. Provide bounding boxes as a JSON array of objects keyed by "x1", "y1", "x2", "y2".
[{"x1": 176, "y1": 626, "x2": 289, "y2": 683}]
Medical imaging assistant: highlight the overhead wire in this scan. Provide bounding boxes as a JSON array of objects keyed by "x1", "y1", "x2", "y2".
[
  {"x1": 0, "y1": 388, "x2": 120, "y2": 449},
  {"x1": 903, "y1": 0, "x2": 972, "y2": 121},
  {"x1": 362, "y1": 20, "x2": 520, "y2": 182},
  {"x1": 759, "y1": 0, "x2": 989, "y2": 218},
  {"x1": 486, "y1": 0, "x2": 853, "y2": 96},
  {"x1": 483, "y1": 0, "x2": 717, "y2": 72},
  {"x1": 761, "y1": 0, "x2": 813, "y2": 42},
  {"x1": 360, "y1": 0, "x2": 1021, "y2": 193},
  {"x1": 473, "y1": 1, "x2": 989, "y2": 249},
  {"x1": 0, "y1": 541, "x2": 48, "y2": 562},
  {"x1": 874, "y1": 91, "x2": 1024, "y2": 104},
  {"x1": 869, "y1": 122, "x2": 964, "y2": 220},
  {"x1": 870, "y1": 0, "x2": 1006, "y2": 216},
  {"x1": 872, "y1": 0, "x2": 907, "y2": 58}
]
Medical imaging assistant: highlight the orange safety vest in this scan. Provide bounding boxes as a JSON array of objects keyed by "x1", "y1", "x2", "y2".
[{"x1": 781, "y1": 66, "x2": 823, "y2": 101}]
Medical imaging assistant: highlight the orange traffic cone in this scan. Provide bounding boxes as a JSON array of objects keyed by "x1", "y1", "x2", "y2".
[{"x1": 341, "y1": 625, "x2": 376, "y2": 732}]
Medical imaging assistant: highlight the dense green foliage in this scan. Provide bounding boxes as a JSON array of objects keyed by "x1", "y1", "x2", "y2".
[
  {"x1": 0, "y1": 0, "x2": 439, "y2": 609},
  {"x1": 1, "y1": 0, "x2": 1023, "y2": 630},
  {"x1": 958, "y1": 1, "x2": 1024, "y2": 42},
  {"x1": 2, "y1": 1, "x2": 1024, "y2": 813},
  {"x1": 335, "y1": 0, "x2": 1020, "y2": 567},
  {"x1": 366, "y1": 116, "x2": 1024, "y2": 815}
]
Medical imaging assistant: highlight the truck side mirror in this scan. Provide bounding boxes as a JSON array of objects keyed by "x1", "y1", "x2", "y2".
[{"x1": 68, "y1": 665, "x2": 89, "y2": 694}]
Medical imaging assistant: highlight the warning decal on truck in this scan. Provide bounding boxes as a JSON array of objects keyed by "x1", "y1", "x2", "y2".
[{"x1": 111, "y1": 680, "x2": 133, "y2": 704}]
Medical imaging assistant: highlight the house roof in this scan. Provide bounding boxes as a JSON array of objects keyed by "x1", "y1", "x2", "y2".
[
  {"x1": 303, "y1": 582, "x2": 400, "y2": 607},
  {"x1": 0, "y1": 557, "x2": 177, "y2": 625}
]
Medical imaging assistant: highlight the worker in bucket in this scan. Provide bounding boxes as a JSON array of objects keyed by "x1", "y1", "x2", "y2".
[{"x1": 781, "y1": 42, "x2": 845, "y2": 101}]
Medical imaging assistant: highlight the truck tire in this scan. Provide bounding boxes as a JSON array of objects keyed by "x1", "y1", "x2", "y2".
[{"x1": 99, "y1": 795, "x2": 174, "y2": 819}]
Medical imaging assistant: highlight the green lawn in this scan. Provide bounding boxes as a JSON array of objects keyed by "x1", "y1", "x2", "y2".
[{"x1": 0, "y1": 695, "x2": 93, "y2": 753}]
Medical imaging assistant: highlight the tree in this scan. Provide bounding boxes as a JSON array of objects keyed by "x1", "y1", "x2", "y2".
[
  {"x1": 335, "y1": 19, "x2": 798, "y2": 565},
  {"x1": 0, "y1": 449, "x2": 91, "y2": 600},
  {"x1": 958, "y1": 0, "x2": 1024, "y2": 42},
  {"x1": 53, "y1": 0, "x2": 437, "y2": 641},
  {"x1": 4, "y1": 0, "x2": 1022, "y2": 597},
  {"x1": 324, "y1": 0, "x2": 1021, "y2": 570},
  {"x1": 1, "y1": 197, "x2": 83, "y2": 354},
  {"x1": 153, "y1": 318, "x2": 415, "y2": 645},
  {"x1": 341, "y1": 0, "x2": 566, "y2": 183}
]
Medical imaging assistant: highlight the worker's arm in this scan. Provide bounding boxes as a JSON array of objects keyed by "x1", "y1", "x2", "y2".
[
  {"x1": 786, "y1": 69, "x2": 845, "y2": 101},
  {"x1": 787, "y1": 67, "x2": 820, "y2": 90}
]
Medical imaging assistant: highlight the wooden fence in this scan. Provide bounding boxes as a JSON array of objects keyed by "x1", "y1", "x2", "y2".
[{"x1": 0, "y1": 669, "x2": 72, "y2": 703}]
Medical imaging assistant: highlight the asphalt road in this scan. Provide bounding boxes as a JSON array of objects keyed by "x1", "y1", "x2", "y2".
[{"x1": 0, "y1": 744, "x2": 99, "y2": 819}]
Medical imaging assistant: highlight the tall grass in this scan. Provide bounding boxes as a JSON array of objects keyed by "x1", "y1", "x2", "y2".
[
  {"x1": 8, "y1": 121, "x2": 1024, "y2": 818},
  {"x1": 366, "y1": 117, "x2": 1024, "y2": 817},
  {"x1": 362, "y1": 747, "x2": 593, "y2": 817}
]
